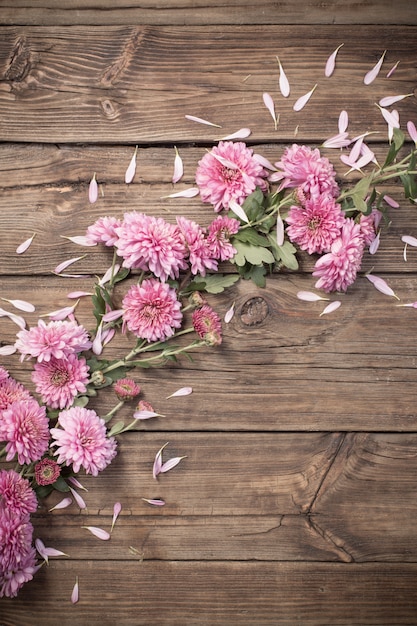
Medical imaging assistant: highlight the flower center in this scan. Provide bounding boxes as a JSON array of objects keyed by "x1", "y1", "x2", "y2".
[
  {"x1": 221, "y1": 167, "x2": 239, "y2": 181},
  {"x1": 51, "y1": 370, "x2": 71, "y2": 387}
]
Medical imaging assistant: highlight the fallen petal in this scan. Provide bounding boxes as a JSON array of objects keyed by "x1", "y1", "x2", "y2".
[
  {"x1": 166, "y1": 387, "x2": 193, "y2": 399},
  {"x1": 379, "y1": 93, "x2": 413, "y2": 107},
  {"x1": 160, "y1": 456, "x2": 187, "y2": 473},
  {"x1": 49, "y1": 497, "x2": 72, "y2": 512},
  {"x1": 253, "y1": 154, "x2": 277, "y2": 171},
  {"x1": 185, "y1": 114, "x2": 222, "y2": 128},
  {"x1": 61, "y1": 235, "x2": 97, "y2": 247},
  {"x1": 263, "y1": 92, "x2": 278, "y2": 129},
  {"x1": 89, "y1": 173, "x2": 98, "y2": 203},
  {"x1": 133, "y1": 409, "x2": 161, "y2": 420},
  {"x1": 99, "y1": 263, "x2": 120, "y2": 286},
  {"x1": 111, "y1": 502, "x2": 122, "y2": 532},
  {"x1": 220, "y1": 128, "x2": 251, "y2": 140},
  {"x1": 365, "y1": 274, "x2": 399, "y2": 299},
  {"x1": 364, "y1": 50, "x2": 386, "y2": 85},
  {"x1": 125, "y1": 146, "x2": 138, "y2": 184},
  {"x1": 162, "y1": 187, "x2": 200, "y2": 199},
  {"x1": 276, "y1": 214, "x2": 285, "y2": 246},
  {"x1": 67, "y1": 291, "x2": 94, "y2": 299},
  {"x1": 82, "y1": 526, "x2": 111, "y2": 540},
  {"x1": 69, "y1": 486, "x2": 87, "y2": 510},
  {"x1": 369, "y1": 232, "x2": 381, "y2": 255},
  {"x1": 142, "y1": 498, "x2": 165, "y2": 506},
  {"x1": 276, "y1": 56, "x2": 290, "y2": 97},
  {"x1": 401, "y1": 235, "x2": 417, "y2": 247},
  {"x1": 325, "y1": 43, "x2": 344, "y2": 78},
  {"x1": 92, "y1": 324, "x2": 103, "y2": 356},
  {"x1": 67, "y1": 476, "x2": 88, "y2": 492},
  {"x1": 153, "y1": 442, "x2": 169, "y2": 479},
  {"x1": 320, "y1": 300, "x2": 341, "y2": 316},
  {"x1": 35, "y1": 538, "x2": 48, "y2": 563},
  {"x1": 71, "y1": 577, "x2": 79, "y2": 604},
  {"x1": 297, "y1": 291, "x2": 329, "y2": 302},
  {"x1": 0, "y1": 345, "x2": 17, "y2": 356},
  {"x1": 386, "y1": 61, "x2": 400, "y2": 78},
  {"x1": 229, "y1": 199, "x2": 250, "y2": 223},
  {"x1": 407, "y1": 120, "x2": 417, "y2": 145},
  {"x1": 102, "y1": 309, "x2": 124, "y2": 322},
  {"x1": 172, "y1": 146, "x2": 183, "y2": 183},
  {"x1": 383, "y1": 195, "x2": 400, "y2": 209},
  {"x1": 224, "y1": 302, "x2": 235, "y2": 324},
  {"x1": 1, "y1": 298, "x2": 35, "y2": 313},
  {"x1": 338, "y1": 110, "x2": 349, "y2": 134},
  {"x1": 16, "y1": 233, "x2": 36, "y2": 254},
  {"x1": 293, "y1": 84, "x2": 317, "y2": 112},
  {"x1": 54, "y1": 255, "x2": 86, "y2": 275},
  {"x1": 42, "y1": 302, "x2": 79, "y2": 321},
  {"x1": 377, "y1": 104, "x2": 400, "y2": 129},
  {"x1": 0, "y1": 307, "x2": 26, "y2": 330},
  {"x1": 322, "y1": 132, "x2": 351, "y2": 149}
]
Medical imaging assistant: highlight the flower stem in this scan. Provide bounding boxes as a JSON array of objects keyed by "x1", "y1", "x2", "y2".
[{"x1": 103, "y1": 401, "x2": 125, "y2": 423}]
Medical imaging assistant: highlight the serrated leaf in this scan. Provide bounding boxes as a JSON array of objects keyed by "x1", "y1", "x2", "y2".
[
  {"x1": 233, "y1": 228, "x2": 271, "y2": 247},
  {"x1": 232, "y1": 240, "x2": 275, "y2": 266},
  {"x1": 276, "y1": 241, "x2": 299, "y2": 270},
  {"x1": 238, "y1": 264, "x2": 267, "y2": 287},
  {"x1": 193, "y1": 273, "x2": 240, "y2": 294}
]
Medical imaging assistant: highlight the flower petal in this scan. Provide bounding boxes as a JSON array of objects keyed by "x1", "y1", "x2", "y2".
[
  {"x1": 377, "y1": 104, "x2": 400, "y2": 129},
  {"x1": 82, "y1": 526, "x2": 111, "y2": 540},
  {"x1": 365, "y1": 274, "x2": 399, "y2": 299},
  {"x1": 276, "y1": 214, "x2": 285, "y2": 246},
  {"x1": 172, "y1": 146, "x2": 183, "y2": 183},
  {"x1": 54, "y1": 255, "x2": 86, "y2": 275},
  {"x1": 111, "y1": 502, "x2": 122, "y2": 532},
  {"x1": 185, "y1": 114, "x2": 222, "y2": 128},
  {"x1": 49, "y1": 497, "x2": 72, "y2": 512},
  {"x1": 220, "y1": 128, "x2": 252, "y2": 140},
  {"x1": 166, "y1": 387, "x2": 193, "y2": 399},
  {"x1": 102, "y1": 309, "x2": 124, "y2": 322},
  {"x1": 69, "y1": 486, "x2": 87, "y2": 510},
  {"x1": 383, "y1": 195, "x2": 399, "y2": 209},
  {"x1": 1, "y1": 298, "x2": 35, "y2": 313},
  {"x1": 99, "y1": 264, "x2": 120, "y2": 286},
  {"x1": 401, "y1": 235, "x2": 417, "y2": 247},
  {"x1": 142, "y1": 498, "x2": 166, "y2": 506},
  {"x1": 67, "y1": 476, "x2": 88, "y2": 492},
  {"x1": 262, "y1": 92, "x2": 278, "y2": 130},
  {"x1": 162, "y1": 187, "x2": 200, "y2": 199},
  {"x1": 364, "y1": 50, "x2": 386, "y2": 85},
  {"x1": 379, "y1": 94, "x2": 413, "y2": 107},
  {"x1": 322, "y1": 132, "x2": 351, "y2": 149},
  {"x1": 276, "y1": 56, "x2": 290, "y2": 97},
  {"x1": 325, "y1": 43, "x2": 344, "y2": 78},
  {"x1": 224, "y1": 302, "x2": 235, "y2": 324},
  {"x1": 386, "y1": 61, "x2": 399, "y2": 78},
  {"x1": 0, "y1": 344, "x2": 17, "y2": 356},
  {"x1": 153, "y1": 442, "x2": 169, "y2": 479},
  {"x1": 0, "y1": 307, "x2": 26, "y2": 330},
  {"x1": 293, "y1": 84, "x2": 317, "y2": 111},
  {"x1": 71, "y1": 577, "x2": 79, "y2": 604},
  {"x1": 297, "y1": 291, "x2": 329, "y2": 302},
  {"x1": 16, "y1": 233, "x2": 36, "y2": 254},
  {"x1": 369, "y1": 232, "x2": 381, "y2": 255},
  {"x1": 125, "y1": 146, "x2": 138, "y2": 184},
  {"x1": 338, "y1": 110, "x2": 349, "y2": 134},
  {"x1": 133, "y1": 409, "x2": 161, "y2": 420},
  {"x1": 320, "y1": 300, "x2": 341, "y2": 316},
  {"x1": 407, "y1": 121, "x2": 417, "y2": 146},
  {"x1": 67, "y1": 291, "x2": 94, "y2": 299},
  {"x1": 61, "y1": 235, "x2": 97, "y2": 247},
  {"x1": 89, "y1": 173, "x2": 98, "y2": 203},
  {"x1": 160, "y1": 456, "x2": 187, "y2": 473},
  {"x1": 229, "y1": 199, "x2": 249, "y2": 223}
]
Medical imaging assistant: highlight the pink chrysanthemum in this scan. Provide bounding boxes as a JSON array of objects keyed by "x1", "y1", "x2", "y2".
[
  {"x1": 50, "y1": 406, "x2": 117, "y2": 476},
  {"x1": 0, "y1": 399, "x2": 50, "y2": 465},
  {"x1": 0, "y1": 367, "x2": 9, "y2": 383},
  {"x1": 286, "y1": 194, "x2": 345, "y2": 254},
  {"x1": 272, "y1": 144, "x2": 339, "y2": 200},
  {"x1": 32, "y1": 354, "x2": 90, "y2": 410},
  {"x1": 86, "y1": 216, "x2": 122, "y2": 246},
  {"x1": 115, "y1": 212, "x2": 188, "y2": 282},
  {"x1": 359, "y1": 209, "x2": 382, "y2": 247},
  {"x1": 207, "y1": 215, "x2": 240, "y2": 261},
  {"x1": 113, "y1": 378, "x2": 141, "y2": 401},
  {"x1": 0, "y1": 505, "x2": 34, "y2": 574},
  {"x1": 313, "y1": 219, "x2": 365, "y2": 292},
  {"x1": 122, "y1": 279, "x2": 183, "y2": 343},
  {"x1": 0, "y1": 377, "x2": 31, "y2": 412},
  {"x1": 176, "y1": 216, "x2": 218, "y2": 276},
  {"x1": 0, "y1": 470, "x2": 38, "y2": 517},
  {"x1": 0, "y1": 544, "x2": 37, "y2": 599},
  {"x1": 195, "y1": 141, "x2": 268, "y2": 212},
  {"x1": 34, "y1": 458, "x2": 61, "y2": 486},
  {"x1": 192, "y1": 304, "x2": 222, "y2": 346},
  {"x1": 15, "y1": 319, "x2": 92, "y2": 363}
]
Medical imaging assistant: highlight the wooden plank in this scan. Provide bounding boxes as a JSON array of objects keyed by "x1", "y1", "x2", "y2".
[
  {"x1": 0, "y1": 1, "x2": 416, "y2": 26},
  {"x1": 0, "y1": 26, "x2": 416, "y2": 143},
  {"x1": 2, "y1": 561, "x2": 417, "y2": 625}
]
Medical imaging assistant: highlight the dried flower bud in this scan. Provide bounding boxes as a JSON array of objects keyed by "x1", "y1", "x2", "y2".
[
  {"x1": 90, "y1": 370, "x2": 106, "y2": 386},
  {"x1": 188, "y1": 291, "x2": 206, "y2": 308},
  {"x1": 136, "y1": 400, "x2": 154, "y2": 413},
  {"x1": 113, "y1": 378, "x2": 141, "y2": 401},
  {"x1": 35, "y1": 458, "x2": 61, "y2": 486}
]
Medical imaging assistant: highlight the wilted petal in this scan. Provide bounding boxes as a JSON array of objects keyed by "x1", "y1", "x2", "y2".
[
  {"x1": 0, "y1": 344, "x2": 17, "y2": 356},
  {"x1": 185, "y1": 114, "x2": 222, "y2": 128},
  {"x1": 386, "y1": 61, "x2": 400, "y2": 78},
  {"x1": 166, "y1": 387, "x2": 193, "y2": 399},
  {"x1": 293, "y1": 84, "x2": 317, "y2": 111},
  {"x1": 54, "y1": 255, "x2": 86, "y2": 275},
  {"x1": 89, "y1": 173, "x2": 98, "y2": 203},
  {"x1": 276, "y1": 56, "x2": 290, "y2": 97},
  {"x1": 162, "y1": 187, "x2": 200, "y2": 199},
  {"x1": 220, "y1": 128, "x2": 251, "y2": 140},
  {"x1": 125, "y1": 146, "x2": 138, "y2": 184},
  {"x1": 365, "y1": 274, "x2": 399, "y2": 299},
  {"x1": 69, "y1": 486, "x2": 87, "y2": 510},
  {"x1": 263, "y1": 92, "x2": 279, "y2": 130},
  {"x1": 229, "y1": 199, "x2": 249, "y2": 223},
  {"x1": 401, "y1": 235, "x2": 417, "y2": 247},
  {"x1": 16, "y1": 233, "x2": 36, "y2": 254},
  {"x1": 172, "y1": 146, "x2": 183, "y2": 183},
  {"x1": 49, "y1": 497, "x2": 72, "y2": 512},
  {"x1": 320, "y1": 300, "x2": 341, "y2": 316},
  {"x1": 369, "y1": 232, "x2": 381, "y2": 255},
  {"x1": 325, "y1": 43, "x2": 344, "y2": 77},
  {"x1": 338, "y1": 110, "x2": 349, "y2": 134},
  {"x1": 364, "y1": 50, "x2": 386, "y2": 85},
  {"x1": 297, "y1": 291, "x2": 329, "y2": 302},
  {"x1": 160, "y1": 456, "x2": 187, "y2": 473},
  {"x1": 407, "y1": 121, "x2": 417, "y2": 146},
  {"x1": 224, "y1": 302, "x2": 235, "y2": 324},
  {"x1": 61, "y1": 235, "x2": 97, "y2": 247},
  {"x1": 1, "y1": 298, "x2": 35, "y2": 313},
  {"x1": 71, "y1": 577, "x2": 79, "y2": 604},
  {"x1": 82, "y1": 526, "x2": 111, "y2": 540},
  {"x1": 111, "y1": 502, "x2": 122, "y2": 532},
  {"x1": 377, "y1": 104, "x2": 400, "y2": 129},
  {"x1": 142, "y1": 498, "x2": 166, "y2": 506}
]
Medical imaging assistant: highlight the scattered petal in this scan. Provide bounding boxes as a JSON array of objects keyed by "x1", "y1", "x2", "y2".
[
  {"x1": 166, "y1": 387, "x2": 193, "y2": 399},
  {"x1": 54, "y1": 255, "x2": 86, "y2": 275},
  {"x1": 401, "y1": 235, "x2": 417, "y2": 247},
  {"x1": 41, "y1": 302, "x2": 79, "y2": 321},
  {"x1": 377, "y1": 104, "x2": 400, "y2": 129},
  {"x1": 71, "y1": 577, "x2": 79, "y2": 604},
  {"x1": 16, "y1": 233, "x2": 36, "y2": 254},
  {"x1": 67, "y1": 476, "x2": 88, "y2": 492},
  {"x1": 325, "y1": 43, "x2": 344, "y2": 77},
  {"x1": 82, "y1": 526, "x2": 111, "y2": 541},
  {"x1": 322, "y1": 132, "x2": 351, "y2": 149},
  {"x1": 386, "y1": 61, "x2": 399, "y2": 78},
  {"x1": 92, "y1": 323, "x2": 103, "y2": 356},
  {"x1": 276, "y1": 214, "x2": 285, "y2": 246},
  {"x1": 89, "y1": 173, "x2": 98, "y2": 204},
  {"x1": 185, "y1": 114, "x2": 222, "y2": 128},
  {"x1": 297, "y1": 291, "x2": 329, "y2": 302},
  {"x1": 0, "y1": 307, "x2": 26, "y2": 330},
  {"x1": 125, "y1": 146, "x2": 138, "y2": 184},
  {"x1": 133, "y1": 409, "x2": 162, "y2": 420},
  {"x1": 276, "y1": 56, "x2": 290, "y2": 97},
  {"x1": 172, "y1": 146, "x2": 183, "y2": 184},
  {"x1": 69, "y1": 486, "x2": 87, "y2": 510},
  {"x1": 293, "y1": 84, "x2": 317, "y2": 112},
  {"x1": 229, "y1": 199, "x2": 250, "y2": 223},
  {"x1": 142, "y1": 498, "x2": 166, "y2": 506},
  {"x1": 253, "y1": 154, "x2": 277, "y2": 170},
  {"x1": 36, "y1": 539, "x2": 68, "y2": 562},
  {"x1": 364, "y1": 50, "x2": 386, "y2": 85},
  {"x1": 407, "y1": 121, "x2": 417, "y2": 146},
  {"x1": 369, "y1": 231, "x2": 381, "y2": 255},
  {"x1": 263, "y1": 92, "x2": 279, "y2": 130},
  {"x1": 0, "y1": 344, "x2": 17, "y2": 356},
  {"x1": 320, "y1": 300, "x2": 341, "y2": 316},
  {"x1": 102, "y1": 309, "x2": 124, "y2": 323},
  {"x1": 1, "y1": 298, "x2": 35, "y2": 313},
  {"x1": 338, "y1": 110, "x2": 349, "y2": 134},
  {"x1": 61, "y1": 235, "x2": 97, "y2": 247},
  {"x1": 403, "y1": 243, "x2": 408, "y2": 262},
  {"x1": 160, "y1": 456, "x2": 187, "y2": 473},
  {"x1": 220, "y1": 128, "x2": 252, "y2": 140},
  {"x1": 383, "y1": 195, "x2": 400, "y2": 209},
  {"x1": 224, "y1": 302, "x2": 235, "y2": 324},
  {"x1": 102, "y1": 327, "x2": 115, "y2": 347},
  {"x1": 379, "y1": 93, "x2": 413, "y2": 107},
  {"x1": 161, "y1": 187, "x2": 200, "y2": 199},
  {"x1": 153, "y1": 442, "x2": 169, "y2": 479},
  {"x1": 397, "y1": 301, "x2": 417, "y2": 308},
  {"x1": 99, "y1": 264, "x2": 120, "y2": 286},
  {"x1": 365, "y1": 274, "x2": 400, "y2": 299},
  {"x1": 49, "y1": 497, "x2": 72, "y2": 512},
  {"x1": 111, "y1": 502, "x2": 122, "y2": 532},
  {"x1": 67, "y1": 291, "x2": 94, "y2": 299}
]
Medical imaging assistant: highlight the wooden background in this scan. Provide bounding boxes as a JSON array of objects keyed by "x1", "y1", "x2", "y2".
[{"x1": 1, "y1": 1, "x2": 417, "y2": 624}]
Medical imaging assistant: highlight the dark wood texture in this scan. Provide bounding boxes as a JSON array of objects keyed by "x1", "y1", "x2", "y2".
[{"x1": 1, "y1": 2, "x2": 417, "y2": 624}]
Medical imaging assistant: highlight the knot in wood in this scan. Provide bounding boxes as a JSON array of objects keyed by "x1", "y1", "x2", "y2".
[{"x1": 239, "y1": 297, "x2": 269, "y2": 326}]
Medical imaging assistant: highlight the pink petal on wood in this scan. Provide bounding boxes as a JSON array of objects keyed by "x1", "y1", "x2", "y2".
[
  {"x1": 1, "y1": 298, "x2": 35, "y2": 312},
  {"x1": 319, "y1": 300, "x2": 341, "y2": 316},
  {"x1": 16, "y1": 233, "x2": 36, "y2": 254},
  {"x1": 111, "y1": 502, "x2": 122, "y2": 532},
  {"x1": 160, "y1": 456, "x2": 187, "y2": 473},
  {"x1": 386, "y1": 61, "x2": 399, "y2": 78},
  {"x1": 377, "y1": 105, "x2": 400, "y2": 129},
  {"x1": 407, "y1": 121, "x2": 417, "y2": 145},
  {"x1": 338, "y1": 110, "x2": 349, "y2": 134},
  {"x1": 224, "y1": 302, "x2": 235, "y2": 324},
  {"x1": 365, "y1": 274, "x2": 399, "y2": 299},
  {"x1": 54, "y1": 255, "x2": 86, "y2": 275},
  {"x1": 142, "y1": 498, "x2": 166, "y2": 506},
  {"x1": 49, "y1": 497, "x2": 72, "y2": 512},
  {"x1": 82, "y1": 526, "x2": 111, "y2": 540},
  {"x1": 153, "y1": 442, "x2": 169, "y2": 479},
  {"x1": 61, "y1": 235, "x2": 97, "y2": 247},
  {"x1": 383, "y1": 195, "x2": 399, "y2": 208},
  {"x1": 369, "y1": 232, "x2": 381, "y2": 255},
  {"x1": 166, "y1": 387, "x2": 193, "y2": 399},
  {"x1": 69, "y1": 486, "x2": 87, "y2": 510},
  {"x1": 379, "y1": 94, "x2": 413, "y2": 107},
  {"x1": 133, "y1": 409, "x2": 161, "y2": 420},
  {"x1": 322, "y1": 132, "x2": 351, "y2": 149},
  {"x1": 67, "y1": 291, "x2": 93, "y2": 299},
  {"x1": 172, "y1": 146, "x2": 183, "y2": 183},
  {"x1": 262, "y1": 92, "x2": 278, "y2": 129},
  {"x1": 162, "y1": 187, "x2": 200, "y2": 199},
  {"x1": 88, "y1": 173, "x2": 98, "y2": 203},
  {"x1": 220, "y1": 128, "x2": 252, "y2": 140},
  {"x1": 185, "y1": 114, "x2": 222, "y2": 128},
  {"x1": 71, "y1": 577, "x2": 79, "y2": 604},
  {"x1": 276, "y1": 56, "x2": 290, "y2": 97},
  {"x1": 297, "y1": 291, "x2": 329, "y2": 302},
  {"x1": 325, "y1": 43, "x2": 344, "y2": 77},
  {"x1": 125, "y1": 146, "x2": 138, "y2": 184},
  {"x1": 401, "y1": 235, "x2": 417, "y2": 247},
  {"x1": 364, "y1": 50, "x2": 386, "y2": 85},
  {"x1": 0, "y1": 345, "x2": 17, "y2": 356},
  {"x1": 293, "y1": 84, "x2": 317, "y2": 111}
]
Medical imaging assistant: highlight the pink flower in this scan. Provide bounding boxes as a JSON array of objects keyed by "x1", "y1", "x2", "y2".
[
  {"x1": 115, "y1": 212, "x2": 187, "y2": 282},
  {"x1": 50, "y1": 406, "x2": 117, "y2": 476},
  {"x1": 195, "y1": 141, "x2": 268, "y2": 212},
  {"x1": 313, "y1": 219, "x2": 365, "y2": 292},
  {"x1": 85, "y1": 216, "x2": 122, "y2": 246},
  {"x1": 0, "y1": 470, "x2": 38, "y2": 517},
  {"x1": 34, "y1": 458, "x2": 61, "y2": 486},
  {"x1": 0, "y1": 399, "x2": 50, "y2": 465},
  {"x1": 176, "y1": 216, "x2": 218, "y2": 276},
  {"x1": 0, "y1": 544, "x2": 37, "y2": 598},
  {"x1": 32, "y1": 354, "x2": 90, "y2": 409},
  {"x1": 0, "y1": 367, "x2": 9, "y2": 383},
  {"x1": 0, "y1": 377, "x2": 31, "y2": 413},
  {"x1": 286, "y1": 194, "x2": 345, "y2": 254},
  {"x1": 207, "y1": 215, "x2": 240, "y2": 261},
  {"x1": 113, "y1": 378, "x2": 141, "y2": 401},
  {"x1": 15, "y1": 319, "x2": 92, "y2": 363},
  {"x1": 192, "y1": 305, "x2": 222, "y2": 346},
  {"x1": 272, "y1": 144, "x2": 339, "y2": 200},
  {"x1": 122, "y1": 279, "x2": 183, "y2": 342},
  {"x1": 359, "y1": 210, "x2": 381, "y2": 247}
]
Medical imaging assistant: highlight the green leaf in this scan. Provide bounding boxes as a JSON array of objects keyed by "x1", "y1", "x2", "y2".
[
  {"x1": 232, "y1": 240, "x2": 275, "y2": 266},
  {"x1": 191, "y1": 273, "x2": 240, "y2": 294},
  {"x1": 237, "y1": 263, "x2": 267, "y2": 287},
  {"x1": 112, "y1": 267, "x2": 130, "y2": 284},
  {"x1": 233, "y1": 228, "x2": 271, "y2": 247},
  {"x1": 400, "y1": 173, "x2": 417, "y2": 200},
  {"x1": 108, "y1": 421, "x2": 126, "y2": 437},
  {"x1": 52, "y1": 475, "x2": 71, "y2": 493},
  {"x1": 349, "y1": 174, "x2": 373, "y2": 201},
  {"x1": 274, "y1": 240, "x2": 299, "y2": 270},
  {"x1": 72, "y1": 395, "x2": 90, "y2": 408},
  {"x1": 382, "y1": 129, "x2": 405, "y2": 168}
]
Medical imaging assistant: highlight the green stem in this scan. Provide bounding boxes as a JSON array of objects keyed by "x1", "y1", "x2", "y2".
[{"x1": 103, "y1": 400, "x2": 125, "y2": 423}]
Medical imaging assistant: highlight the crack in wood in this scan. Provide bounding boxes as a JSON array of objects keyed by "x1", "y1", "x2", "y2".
[
  {"x1": 100, "y1": 27, "x2": 146, "y2": 87},
  {"x1": 4, "y1": 35, "x2": 31, "y2": 82},
  {"x1": 307, "y1": 515, "x2": 355, "y2": 563},
  {"x1": 305, "y1": 432, "x2": 347, "y2": 514}
]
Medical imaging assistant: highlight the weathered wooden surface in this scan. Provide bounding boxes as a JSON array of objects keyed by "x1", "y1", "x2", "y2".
[{"x1": 1, "y1": 2, "x2": 417, "y2": 624}]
